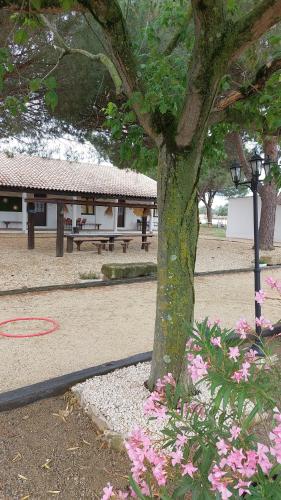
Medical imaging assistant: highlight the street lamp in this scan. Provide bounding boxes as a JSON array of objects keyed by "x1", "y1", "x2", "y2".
[{"x1": 230, "y1": 151, "x2": 275, "y2": 355}]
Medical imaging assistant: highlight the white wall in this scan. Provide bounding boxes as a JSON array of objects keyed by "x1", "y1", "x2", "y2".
[{"x1": 227, "y1": 196, "x2": 281, "y2": 242}]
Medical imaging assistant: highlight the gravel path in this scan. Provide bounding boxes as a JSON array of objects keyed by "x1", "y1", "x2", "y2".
[
  {"x1": 1, "y1": 268, "x2": 281, "y2": 393},
  {"x1": 1, "y1": 232, "x2": 281, "y2": 291}
]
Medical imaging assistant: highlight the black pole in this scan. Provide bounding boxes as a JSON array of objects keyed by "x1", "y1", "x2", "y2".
[{"x1": 252, "y1": 179, "x2": 263, "y2": 353}]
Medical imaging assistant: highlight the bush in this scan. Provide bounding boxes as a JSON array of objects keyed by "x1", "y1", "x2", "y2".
[{"x1": 103, "y1": 277, "x2": 281, "y2": 499}]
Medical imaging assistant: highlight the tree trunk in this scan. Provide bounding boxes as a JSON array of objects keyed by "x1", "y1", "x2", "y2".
[
  {"x1": 259, "y1": 137, "x2": 278, "y2": 251},
  {"x1": 148, "y1": 144, "x2": 200, "y2": 388},
  {"x1": 206, "y1": 204, "x2": 212, "y2": 225}
]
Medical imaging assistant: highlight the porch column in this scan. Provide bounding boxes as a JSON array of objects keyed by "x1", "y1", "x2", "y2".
[
  {"x1": 22, "y1": 192, "x2": 27, "y2": 233},
  {"x1": 56, "y1": 202, "x2": 64, "y2": 257},
  {"x1": 72, "y1": 196, "x2": 78, "y2": 231},
  {"x1": 113, "y1": 206, "x2": 118, "y2": 232},
  {"x1": 149, "y1": 209, "x2": 154, "y2": 232}
]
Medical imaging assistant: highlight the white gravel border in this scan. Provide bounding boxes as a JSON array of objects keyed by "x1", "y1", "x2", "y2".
[{"x1": 72, "y1": 362, "x2": 211, "y2": 437}]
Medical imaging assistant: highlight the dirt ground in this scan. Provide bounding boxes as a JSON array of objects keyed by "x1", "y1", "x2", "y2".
[
  {"x1": 1, "y1": 231, "x2": 281, "y2": 290},
  {"x1": 0, "y1": 394, "x2": 129, "y2": 500},
  {"x1": 1, "y1": 268, "x2": 281, "y2": 393}
]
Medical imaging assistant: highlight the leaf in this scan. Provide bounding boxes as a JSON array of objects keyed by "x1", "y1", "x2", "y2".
[
  {"x1": 172, "y1": 476, "x2": 193, "y2": 497},
  {"x1": 14, "y1": 29, "x2": 28, "y2": 45},
  {"x1": 44, "y1": 76, "x2": 57, "y2": 90},
  {"x1": 29, "y1": 78, "x2": 41, "y2": 92},
  {"x1": 31, "y1": 0, "x2": 41, "y2": 8},
  {"x1": 45, "y1": 90, "x2": 58, "y2": 111}
]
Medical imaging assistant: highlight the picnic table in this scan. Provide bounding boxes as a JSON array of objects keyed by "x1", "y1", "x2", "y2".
[{"x1": 66, "y1": 232, "x2": 154, "y2": 253}]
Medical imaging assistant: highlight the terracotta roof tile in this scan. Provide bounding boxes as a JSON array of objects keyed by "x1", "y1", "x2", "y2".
[{"x1": 0, "y1": 153, "x2": 157, "y2": 199}]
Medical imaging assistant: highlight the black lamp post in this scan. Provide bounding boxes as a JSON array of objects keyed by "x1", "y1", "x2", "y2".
[{"x1": 230, "y1": 152, "x2": 274, "y2": 355}]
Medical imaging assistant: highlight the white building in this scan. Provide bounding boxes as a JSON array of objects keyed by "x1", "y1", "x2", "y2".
[
  {"x1": 0, "y1": 153, "x2": 158, "y2": 232},
  {"x1": 227, "y1": 196, "x2": 281, "y2": 242}
]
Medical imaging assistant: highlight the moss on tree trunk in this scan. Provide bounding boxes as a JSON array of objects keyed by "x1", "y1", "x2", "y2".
[{"x1": 148, "y1": 145, "x2": 200, "y2": 388}]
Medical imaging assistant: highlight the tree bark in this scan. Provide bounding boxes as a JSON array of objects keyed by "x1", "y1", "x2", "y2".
[
  {"x1": 259, "y1": 137, "x2": 278, "y2": 251},
  {"x1": 206, "y1": 205, "x2": 213, "y2": 225},
  {"x1": 148, "y1": 144, "x2": 200, "y2": 388}
]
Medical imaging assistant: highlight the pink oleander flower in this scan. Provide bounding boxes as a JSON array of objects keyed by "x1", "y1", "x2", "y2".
[
  {"x1": 181, "y1": 462, "x2": 198, "y2": 478},
  {"x1": 266, "y1": 276, "x2": 279, "y2": 289},
  {"x1": 256, "y1": 443, "x2": 272, "y2": 475},
  {"x1": 207, "y1": 318, "x2": 222, "y2": 328},
  {"x1": 208, "y1": 465, "x2": 232, "y2": 499},
  {"x1": 255, "y1": 289, "x2": 266, "y2": 305},
  {"x1": 152, "y1": 463, "x2": 167, "y2": 486},
  {"x1": 244, "y1": 348, "x2": 257, "y2": 363},
  {"x1": 117, "y1": 491, "x2": 128, "y2": 499},
  {"x1": 211, "y1": 336, "x2": 222, "y2": 348},
  {"x1": 231, "y1": 370, "x2": 243, "y2": 383},
  {"x1": 187, "y1": 354, "x2": 208, "y2": 383},
  {"x1": 216, "y1": 439, "x2": 229, "y2": 456},
  {"x1": 234, "y1": 480, "x2": 251, "y2": 496},
  {"x1": 231, "y1": 362, "x2": 251, "y2": 383},
  {"x1": 102, "y1": 483, "x2": 114, "y2": 500},
  {"x1": 176, "y1": 434, "x2": 188, "y2": 448},
  {"x1": 235, "y1": 318, "x2": 252, "y2": 339},
  {"x1": 230, "y1": 426, "x2": 241, "y2": 442},
  {"x1": 228, "y1": 346, "x2": 240, "y2": 361},
  {"x1": 256, "y1": 316, "x2": 273, "y2": 330},
  {"x1": 170, "y1": 449, "x2": 183, "y2": 466}
]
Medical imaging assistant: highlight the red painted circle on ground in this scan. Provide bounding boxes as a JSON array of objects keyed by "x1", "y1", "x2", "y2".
[{"x1": 0, "y1": 317, "x2": 60, "y2": 338}]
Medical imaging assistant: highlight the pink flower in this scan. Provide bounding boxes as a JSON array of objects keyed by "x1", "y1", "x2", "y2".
[
  {"x1": 170, "y1": 449, "x2": 183, "y2": 466},
  {"x1": 235, "y1": 318, "x2": 252, "y2": 339},
  {"x1": 187, "y1": 354, "x2": 208, "y2": 383},
  {"x1": 231, "y1": 370, "x2": 243, "y2": 383},
  {"x1": 234, "y1": 480, "x2": 251, "y2": 496},
  {"x1": 228, "y1": 346, "x2": 240, "y2": 361},
  {"x1": 231, "y1": 362, "x2": 251, "y2": 383},
  {"x1": 152, "y1": 463, "x2": 167, "y2": 486},
  {"x1": 208, "y1": 465, "x2": 232, "y2": 499},
  {"x1": 176, "y1": 434, "x2": 188, "y2": 448},
  {"x1": 266, "y1": 276, "x2": 278, "y2": 289},
  {"x1": 257, "y1": 443, "x2": 272, "y2": 474},
  {"x1": 216, "y1": 439, "x2": 229, "y2": 456},
  {"x1": 211, "y1": 336, "x2": 222, "y2": 348},
  {"x1": 255, "y1": 316, "x2": 273, "y2": 330},
  {"x1": 244, "y1": 348, "x2": 257, "y2": 363},
  {"x1": 181, "y1": 462, "x2": 198, "y2": 477},
  {"x1": 102, "y1": 483, "x2": 114, "y2": 500},
  {"x1": 230, "y1": 426, "x2": 241, "y2": 442},
  {"x1": 117, "y1": 492, "x2": 128, "y2": 499},
  {"x1": 255, "y1": 289, "x2": 266, "y2": 305}
]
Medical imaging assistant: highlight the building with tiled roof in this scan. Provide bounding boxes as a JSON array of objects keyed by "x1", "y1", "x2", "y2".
[{"x1": 0, "y1": 153, "x2": 157, "y2": 232}]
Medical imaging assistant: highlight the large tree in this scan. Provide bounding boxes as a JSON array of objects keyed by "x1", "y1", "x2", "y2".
[{"x1": 1, "y1": 0, "x2": 281, "y2": 388}]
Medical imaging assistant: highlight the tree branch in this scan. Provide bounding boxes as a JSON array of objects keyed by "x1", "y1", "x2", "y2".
[
  {"x1": 40, "y1": 14, "x2": 122, "y2": 94},
  {"x1": 214, "y1": 56, "x2": 281, "y2": 112},
  {"x1": 175, "y1": 0, "x2": 226, "y2": 148},
  {"x1": 228, "y1": 0, "x2": 281, "y2": 62},
  {"x1": 77, "y1": 0, "x2": 161, "y2": 145}
]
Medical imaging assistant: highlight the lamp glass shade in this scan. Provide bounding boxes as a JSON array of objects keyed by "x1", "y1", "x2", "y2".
[
  {"x1": 249, "y1": 152, "x2": 263, "y2": 177},
  {"x1": 230, "y1": 160, "x2": 242, "y2": 185}
]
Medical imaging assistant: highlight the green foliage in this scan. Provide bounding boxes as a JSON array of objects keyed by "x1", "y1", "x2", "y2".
[{"x1": 103, "y1": 101, "x2": 158, "y2": 174}]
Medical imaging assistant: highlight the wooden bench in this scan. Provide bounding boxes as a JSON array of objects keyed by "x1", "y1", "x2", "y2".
[
  {"x1": 119, "y1": 238, "x2": 133, "y2": 253},
  {"x1": 66, "y1": 235, "x2": 109, "y2": 253},
  {"x1": 92, "y1": 242, "x2": 108, "y2": 254},
  {"x1": 142, "y1": 241, "x2": 151, "y2": 252}
]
